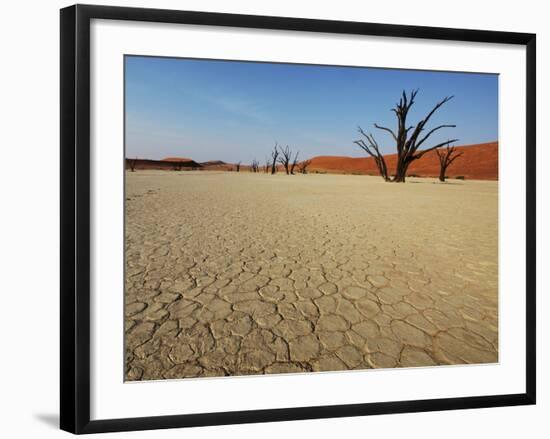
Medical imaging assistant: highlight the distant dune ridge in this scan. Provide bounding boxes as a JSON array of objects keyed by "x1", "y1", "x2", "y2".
[
  {"x1": 125, "y1": 157, "x2": 202, "y2": 170},
  {"x1": 200, "y1": 160, "x2": 227, "y2": 166},
  {"x1": 309, "y1": 142, "x2": 498, "y2": 180},
  {"x1": 162, "y1": 157, "x2": 193, "y2": 162}
]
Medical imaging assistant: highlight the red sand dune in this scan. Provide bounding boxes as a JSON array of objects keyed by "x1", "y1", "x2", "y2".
[
  {"x1": 162, "y1": 157, "x2": 193, "y2": 162},
  {"x1": 309, "y1": 142, "x2": 498, "y2": 180}
]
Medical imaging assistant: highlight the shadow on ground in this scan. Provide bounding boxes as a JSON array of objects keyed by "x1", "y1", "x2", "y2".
[
  {"x1": 408, "y1": 180, "x2": 464, "y2": 185},
  {"x1": 34, "y1": 413, "x2": 59, "y2": 429}
]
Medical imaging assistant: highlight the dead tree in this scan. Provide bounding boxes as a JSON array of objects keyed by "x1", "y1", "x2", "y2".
[
  {"x1": 277, "y1": 145, "x2": 292, "y2": 175},
  {"x1": 270, "y1": 144, "x2": 279, "y2": 175},
  {"x1": 250, "y1": 159, "x2": 260, "y2": 173},
  {"x1": 354, "y1": 130, "x2": 390, "y2": 181},
  {"x1": 129, "y1": 157, "x2": 137, "y2": 172},
  {"x1": 436, "y1": 144, "x2": 463, "y2": 182},
  {"x1": 289, "y1": 151, "x2": 300, "y2": 175},
  {"x1": 297, "y1": 159, "x2": 312, "y2": 174},
  {"x1": 236, "y1": 161, "x2": 241, "y2": 172},
  {"x1": 355, "y1": 90, "x2": 458, "y2": 182},
  {"x1": 264, "y1": 157, "x2": 270, "y2": 173}
]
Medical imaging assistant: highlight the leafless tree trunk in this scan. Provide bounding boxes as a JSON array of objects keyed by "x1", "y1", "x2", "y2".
[
  {"x1": 236, "y1": 161, "x2": 241, "y2": 172},
  {"x1": 436, "y1": 144, "x2": 463, "y2": 182},
  {"x1": 355, "y1": 90, "x2": 458, "y2": 182},
  {"x1": 297, "y1": 159, "x2": 312, "y2": 174},
  {"x1": 270, "y1": 144, "x2": 279, "y2": 175},
  {"x1": 130, "y1": 157, "x2": 137, "y2": 172},
  {"x1": 277, "y1": 145, "x2": 292, "y2": 175},
  {"x1": 264, "y1": 157, "x2": 270, "y2": 173},
  {"x1": 290, "y1": 151, "x2": 300, "y2": 175},
  {"x1": 354, "y1": 130, "x2": 390, "y2": 181},
  {"x1": 251, "y1": 159, "x2": 260, "y2": 172}
]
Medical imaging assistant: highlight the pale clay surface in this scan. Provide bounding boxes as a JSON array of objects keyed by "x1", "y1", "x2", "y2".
[{"x1": 125, "y1": 171, "x2": 498, "y2": 381}]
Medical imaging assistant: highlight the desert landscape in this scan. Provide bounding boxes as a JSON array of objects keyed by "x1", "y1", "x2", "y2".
[
  {"x1": 125, "y1": 167, "x2": 498, "y2": 381},
  {"x1": 124, "y1": 57, "x2": 499, "y2": 381},
  {"x1": 127, "y1": 141, "x2": 498, "y2": 179}
]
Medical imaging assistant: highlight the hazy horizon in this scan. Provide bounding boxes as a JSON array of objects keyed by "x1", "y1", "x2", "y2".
[{"x1": 125, "y1": 56, "x2": 498, "y2": 163}]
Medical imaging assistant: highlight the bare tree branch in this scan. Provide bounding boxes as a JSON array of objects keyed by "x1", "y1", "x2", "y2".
[
  {"x1": 290, "y1": 150, "x2": 300, "y2": 175},
  {"x1": 374, "y1": 123, "x2": 397, "y2": 141},
  {"x1": 436, "y1": 144, "x2": 463, "y2": 181},
  {"x1": 354, "y1": 127, "x2": 389, "y2": 181},
  {"x1": 414, "y1": 138, "x2": 459, "y2": 160},
  {"x1": 415, "y1": 124, "x2": 457, "y2": 151},
  {"x1": 297, "y1": 159, "x2": 312, "y2": 174},
  {"x1": 277, "y1": 145, "x2": 293, "y2": 175},
  {"x1": 353, "y1": 90, "x2": 457, "y2": 182},
  {"x1": 270, "y1": 143, "x2": 279, "y2": 175},
  {"x1": 250, "y1": 159, "x2": 260, "y2": 172}
]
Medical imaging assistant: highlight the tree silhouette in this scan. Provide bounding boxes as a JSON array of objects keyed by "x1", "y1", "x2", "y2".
[
  {"x1": 297, "y1": 159, "x2": 312, "y2": 174},
  {"x1": 290, "y1": 151, "x2": 300, "y2": 175},
  {"x1": 354, "y1": 130, "x2": 389, "y2": 181},
  {"x1": 355, "y1": 90, "x2": 458, "y2": 182},
  {"x1": 250, "y1": 159, "x2": 260, "y2": 173},
  {"x1": 436, "y1": 144, "x2": 463, "y2": 182},
  {"x1": 270, "y1": 144, "x2": 279, "y2": 175},
  {"x1": 277, "y1": 145, "x2": 293, "y2": 175}
]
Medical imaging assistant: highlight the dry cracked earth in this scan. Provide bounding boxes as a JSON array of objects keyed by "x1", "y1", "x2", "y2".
[{"x1": 125, "y1": 171, "x2": 498, "y2": 381}]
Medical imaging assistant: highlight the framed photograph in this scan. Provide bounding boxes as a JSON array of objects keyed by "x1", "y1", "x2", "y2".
[{"x1": 60, "y1": 4, "x2": 536, "y2": 434}]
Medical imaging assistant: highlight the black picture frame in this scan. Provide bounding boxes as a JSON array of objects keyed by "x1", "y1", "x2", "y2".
[{"x1": 60, "y1": 4, "x2": 536, "y2": 434}]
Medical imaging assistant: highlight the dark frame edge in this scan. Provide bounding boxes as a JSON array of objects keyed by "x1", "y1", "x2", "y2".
[
  {"x1": 61, "y1": 4, "x2": 93, "y2": 434},
  {"x1": 79, "y1": 394, "x2": 533, "y2": 434},
  {"x1": 525, "y1": 34, "x2": 536, "y2": 404},
  {"x1": 74, "y1": 3, "x2": 534, "y2": 45},
  {"x1": 60, "y1": 4, "x2": 77, "y2": 434}
]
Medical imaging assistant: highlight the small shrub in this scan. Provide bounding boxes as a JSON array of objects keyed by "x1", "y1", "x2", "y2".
[{"x1": 455, "y1": 176, "x2": 465, "y2": 180}]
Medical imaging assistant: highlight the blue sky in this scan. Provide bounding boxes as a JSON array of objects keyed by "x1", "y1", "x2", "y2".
[{"x1": 125, "y1": 56, "x2": 498, "y2": 163}]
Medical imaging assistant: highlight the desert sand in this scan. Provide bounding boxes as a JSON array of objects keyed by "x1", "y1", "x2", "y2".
[{"x1": 125, "y1": 171, "x2": 498, "y2": 381}]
